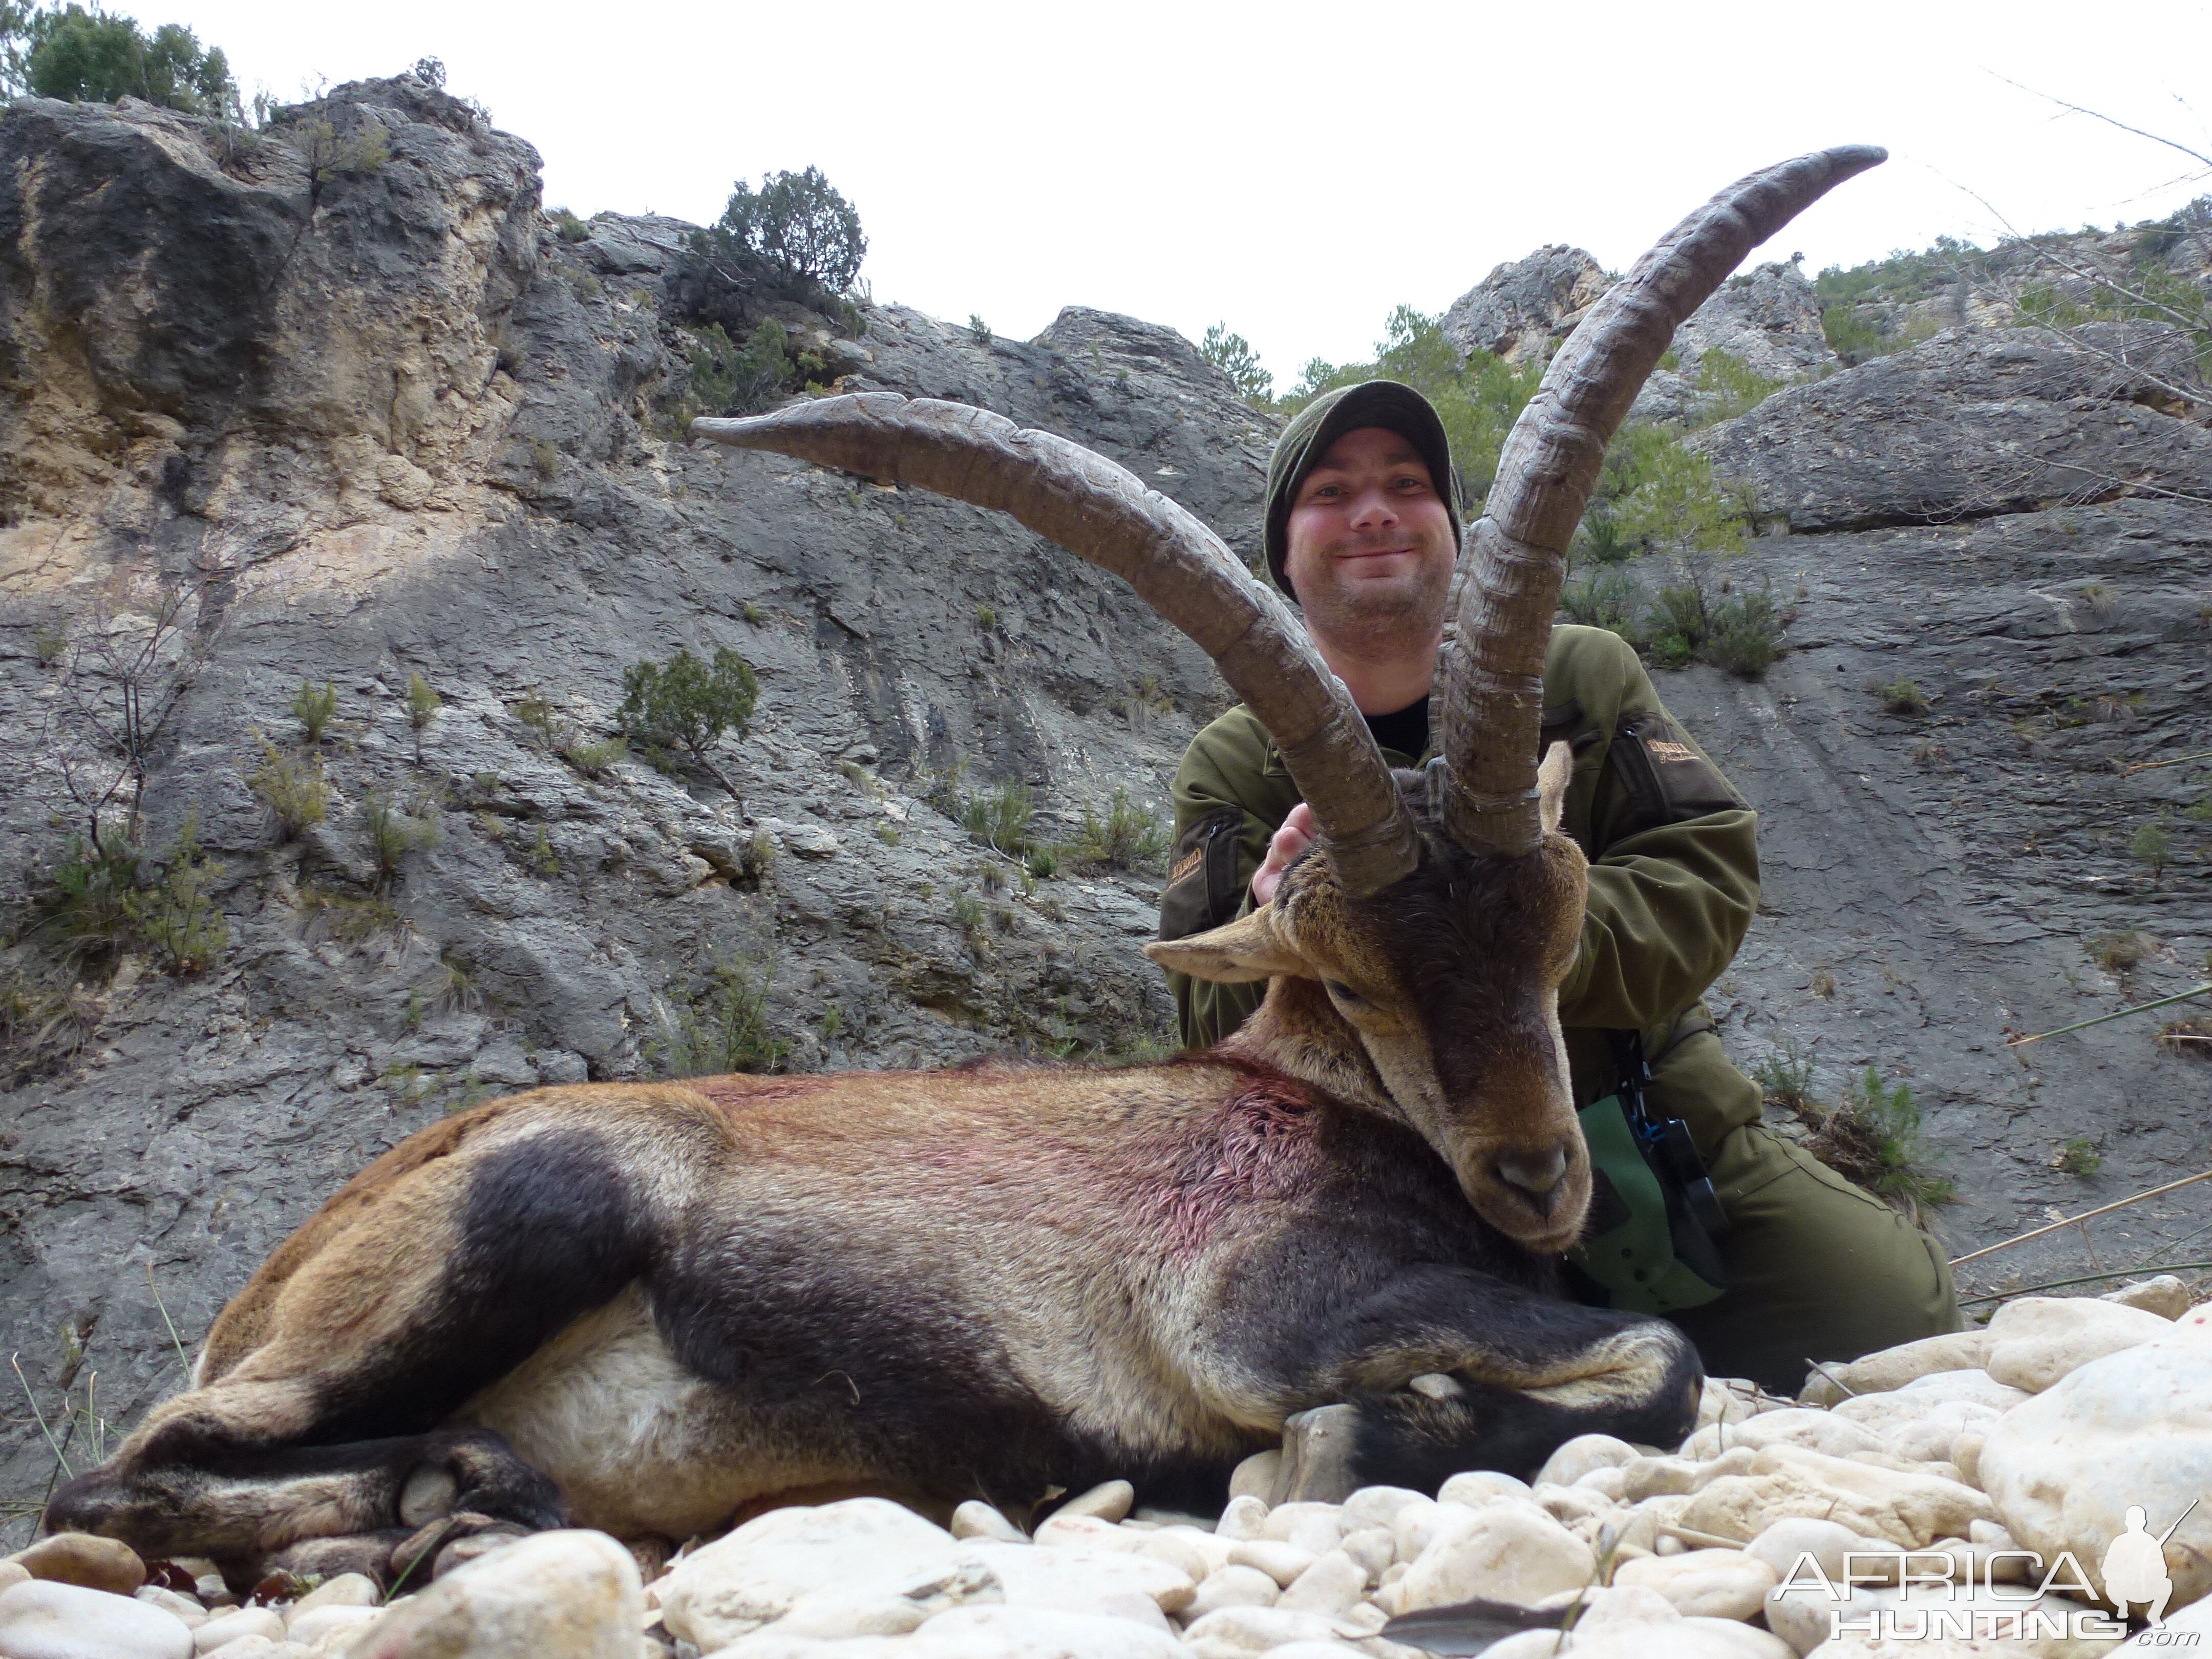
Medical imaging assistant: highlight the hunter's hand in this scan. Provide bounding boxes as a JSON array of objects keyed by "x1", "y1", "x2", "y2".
[{"x1": 1251, "y1": 803, "x2": 1317, "y2": 907}]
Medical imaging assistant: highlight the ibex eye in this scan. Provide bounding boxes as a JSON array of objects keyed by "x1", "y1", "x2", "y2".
[{"x1": 1324, "y1": 981, "x2": 1365, "y2": 1007}]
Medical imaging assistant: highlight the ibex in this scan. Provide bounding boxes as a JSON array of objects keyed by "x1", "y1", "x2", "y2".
[{"x1": 46, "y1": 148, "x2": 1880, "y2": 1586}]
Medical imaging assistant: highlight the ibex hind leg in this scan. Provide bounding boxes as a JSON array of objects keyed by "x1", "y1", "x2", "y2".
[{"x1": 48, "y1": 1126, "x2": 648, "y2": 1579}]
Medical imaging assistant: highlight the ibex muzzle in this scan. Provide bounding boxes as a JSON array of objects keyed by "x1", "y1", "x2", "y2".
[{"x1": 45, "y1": 148, "x2": 1882, "y2": 1585}]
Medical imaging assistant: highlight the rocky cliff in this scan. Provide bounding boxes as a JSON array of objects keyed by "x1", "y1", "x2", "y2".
[{"x1": 3, "y1": 80, "x2": 2208, "y2": 1530}]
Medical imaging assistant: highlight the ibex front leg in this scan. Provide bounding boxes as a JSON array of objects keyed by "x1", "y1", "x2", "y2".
[{"x1": 1261, "y1": 1266, "x2": 1700, "y2": 1502}]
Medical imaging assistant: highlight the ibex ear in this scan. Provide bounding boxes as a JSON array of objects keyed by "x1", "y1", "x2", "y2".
[
  {"x1": 1145, "y1": 905, "x2": 1311, "y2": 984},
  {"x1": 1538, "y1": 739, "x2": 1575, "y2": 835}
]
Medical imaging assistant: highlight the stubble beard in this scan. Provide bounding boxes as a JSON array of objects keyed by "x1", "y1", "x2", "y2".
[{"x1": 1299, "y1": 535, "x2": 1455, "y2": 662}]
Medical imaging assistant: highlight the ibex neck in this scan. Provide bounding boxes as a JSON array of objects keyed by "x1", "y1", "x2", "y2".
[{"x1": 1217, "y1": 976, "x2": 1403, "y2": 1124}]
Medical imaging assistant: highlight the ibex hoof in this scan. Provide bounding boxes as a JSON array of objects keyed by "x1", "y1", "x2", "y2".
[{"x1": 1278, "y1": 1403, "x2": 1364, "y2": 1504}]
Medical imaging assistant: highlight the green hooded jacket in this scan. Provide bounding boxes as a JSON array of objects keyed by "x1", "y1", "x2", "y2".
[{"x1": 1160, "y1": 623, "x2": 1766, "y2": 1154}]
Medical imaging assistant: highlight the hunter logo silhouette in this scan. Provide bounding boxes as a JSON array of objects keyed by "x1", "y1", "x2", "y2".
[{"x1": 2105, "y1": 1499, "x2": 2198, "y2": 1629}]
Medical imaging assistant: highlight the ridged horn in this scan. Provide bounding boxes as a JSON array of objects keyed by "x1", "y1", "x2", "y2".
[
  {"x1": 693, "y1": 395, "x2": 1422, "y2": 896},
  {"x1": 1437, "y1": 144, "x2": 1887, "y2": 857}
]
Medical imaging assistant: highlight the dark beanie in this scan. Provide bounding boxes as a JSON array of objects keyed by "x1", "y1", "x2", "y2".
[{"x1": 1263, "y1": 380, "x2": 1463, "y2": 600}]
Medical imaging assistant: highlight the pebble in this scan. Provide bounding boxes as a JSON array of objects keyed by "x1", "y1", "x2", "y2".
[
  {"x1": 1227, "y1": 1451, "x2": 1280, "y2": 1505},
  {"x1": 907, "y1": 1604, "x2": 1189, "y2": 1658},
  {"x1": 281, "y1": 1576, "x2": 377, "y2": 1626},
  {"x1": 1184, "y1": 1565, "x2": 1279, "y2": 1618},
  {"x1": 1052, "y1": 1480, "x2": 1134, "y2": 1523},
  {"x1": 2101, "y1": 1275, "x2": 2191, "y2": 1318},
  {"x1": 1981, "y1": 1311, "x2": 2212, "y2": 1610},
  {"x1": 1745, "y1": 1517, "x2": 1878, "y2": 1584},
  {"x1": 1214, "y1": 1495, "x2": 1269, "y2": 1542},
  {"x1": 8, "y1": 1536, "x2": 147, "y2": 1598},
  {"x1": 1800, "y1": 1332, "x2": 1990, "y2": 1407},
  {"x1": 279, "y1": 1607, "x2": 378, "y2": 1646},
  {"x1": 1260, "y1": 1502, "x2": 1342, "y2": 1555},
  {"x1": 1397, "y1": 1499, "x2": 1594, "y2": 1612},
  {"x1": 201, "y1": 1641, "x2": 307, "y2": 1659},
  {"x1": 350, "y1": 1529, "x2": 641, "y2": 1658},
  {"x1": 1179, "y1": 1604, "x2": 1354, "y2": 1657},
  {"x1": 1682, "y1": 1407, "x2": 1887, "y2": 1461},
  {"x1": 1437, "y1": 1469, "x2": 1534, "y2": 1506},
  {"x1": 1128, "y1": 1529, "x2": 1214, "y2": 1585},
  {"x1": 132, "y1": 1590, "x2": 204, "y2": 1630},
  {"x1": 1682, "y1": 1444, "x2": 1994, "y2": 1549},
  {"x1": 188, "y1": 1607, "x2": 284, "y2": 1652},
  {"x1": 1276, "y1": 1550, "x2": 1366, "y2": 1617},
  {"x1": 0, "y1": 1579, "x2": 193, "y2": 1659},
  {"x1": 1337, "y1": 1526, "x2": 1393, "y2": 1581},
  {"x1": 959, "y1": 1539, "x2": 1192, "y2": 1623},
  {"x1": 1536, "y1": 1433, "x2": 1643, "y2": 1488},
  {"x1": 0, "y1": 1571, "x2": 20, "y2": 1599},
  {"x1": 1613, "y1": 1548, "x2": 1779, "y2": 1620},
  {"x1": 1224, "y1": 1540, "x2": 1314, "y2": 1587},
  {"x1": 950, "y1": 1502, "x2": 1029, "y2": 1544},
  {"x1": 1337, "y1": 1485, "x2": 1425, "y2": 1534},
  {"x1": 1982, "y1": 1295, "x2": 2171, "y2": 1393}
]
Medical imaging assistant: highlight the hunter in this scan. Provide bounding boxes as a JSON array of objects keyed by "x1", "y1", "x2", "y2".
[{"x1": 1159, "y1": 380, "x2": 1961, "y2": 1392}]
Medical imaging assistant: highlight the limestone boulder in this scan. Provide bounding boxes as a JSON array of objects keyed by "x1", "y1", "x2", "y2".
[
  {"x1": 0, "y1": 1579, "x2": 195, "y2": 1659},
  {"x1": 1800, "y1": 1335, "x2": 1992, "y2": 1409},
  {"x1": 1983, "y1": 1297, "x2": 2173, "y2": 1393},
  {"x1": 351, "y1": 1529, "x2": 641, "y2": 1658},
  {"x1": 1681, "y1": 1445, "x2": 1994, "y2": 1549},
  {"x1": 1613, "y1": 1548, "x2": 1779, "y2": 1620},
  {"x1": 1980, "y1": 1315, "x2": 2212, "y2": 1612},
  {"x1": 1396, "y1": 1501, "x2": 1596, "y2": 1612}
]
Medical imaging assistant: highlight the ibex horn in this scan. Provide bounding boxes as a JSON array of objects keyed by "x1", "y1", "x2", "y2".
[
  {"x1": 1436, "y1": 144, "x2": 1887, "y2": 858},
  {"x1": 692, "y1": 396, "x2": 1422, "y2": 896}
]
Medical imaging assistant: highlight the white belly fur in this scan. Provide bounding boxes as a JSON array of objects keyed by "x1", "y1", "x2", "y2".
[{"x1": 457, "y1": 1283, "x2": 849, "y2": 1537}]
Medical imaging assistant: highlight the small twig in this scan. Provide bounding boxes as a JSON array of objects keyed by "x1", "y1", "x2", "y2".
[
  {"x1": 1661, "y1": 1521, "x2": 1751, "y2": 1549},
  {"x1": 11, "y1": 1353, "x2": 73, "y2": 1479},
  {"x1": 1804, "y1": 1358, "x2": 1858, "y2": 1397},
  {"x1": 2006, "y1": 985, "x2": 2212, "y2": 1047},
  {"x1": 2119, "y1": 750, "x2": 2212, "y2": 776},
  {"x1": 1958, "y1": 1260, "x2": 2212, "y2": 1308},
  {"x1": 147, "y1": 1261, "x2": 194, "y2": 1382},
  {"x1": 1951, "y1": 1169, "x2": 2212, "y2": 1265},
  {"x1": 1989, "y1": 74, "x2": 2212, "y2": 173}
]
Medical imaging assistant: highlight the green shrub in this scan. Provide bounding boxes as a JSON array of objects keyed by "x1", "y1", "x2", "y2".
[
  {"x1": 1559, "y1": 566, "x2": 1643, "y2": 637},
  {"x1": 529, "y1": 439, "x2": 560, "y2": 479},
  {"x1": 1702, "y1": 585, "x2": 1783, "y2": 678},
  {"x1": 686, "y1": 320, "x2": 815, "y2": 417},
  {"x1": 617, "y1": 647, "x2": 758, "y2": 788},
  {"x1": 1877, "y1": 677, "x2": 1929, "y2": 715},
  {"x1": 1753, "y1": 1039, "x2": 1817, "y2": 1116},
  {"x1": 959, "y1": 782, "x2": 1034, "y2": 857},
  {"x1": 2055, "y1": 1136, "x2": 2102, "y2": 1178},
  {"x1": 1064, "y1": 789, "x2": 1169, "y2": 871},
  {"x1": 562, "y1": 736, "x2": 628, "y2": 779},
  {"x1": 1806, "y1": 1068, "x2": 1955, "y2": 1222},
  {"x1": 548, "y1": 207, "x2": 592, "y2": 243},
  {"x1": 1820, "y1": 302, "x2": 1892, "y2": 364},
  {"x1": 1687, "y1": 347, "x2": 1787, "y2": 426},
  {"x1": 1025, "y1": 848, "x2": 1058, "y2": 880},
  {"x1": 289, "y1": 679, "x2": 337, "y2": 744},
  {"x1": 12, "y1": 4, "x2": 236, "y2": 115},
  {"x1": 1200, "y1": 323, "x2": 1274, "y2": 405},
  {"x1": 245, "y1": 740, "x2": 328, "y2": 839},
  {"x1": 2129, "y1": 819, "x2": 2175, "y2": 883},
  {"x1": 975, "y1": 604, "x2": 997, "y2": 632},
  {"x1": 1593, "y1": 426, "x2": 1748, "y2": 562},
  {"x1": 363, "y1": 786, "x2": 441, "y2": 888},
  {"x1": 649, "y1": 955, "x2": 789, "y2": 1077},
  {"x1": 125, "y1": 816, "x2": 226, "y2": 974},
  {"x1": 969, "y1": 314, "x2": 992, "y2": 345},
  {"x1": 42, "y1": 827, "x2": 141, "y2": 962},
  {"x1": 691, "y1": 166, "x2": 866, "y2": 299}
]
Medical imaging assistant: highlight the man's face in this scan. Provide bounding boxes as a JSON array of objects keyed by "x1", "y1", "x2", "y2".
[{"x1": 1283, "y1": 426, "x2": 1455, "y2": 649}]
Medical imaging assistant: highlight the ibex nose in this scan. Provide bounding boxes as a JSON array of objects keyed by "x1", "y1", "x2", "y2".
[{"x1": 1495, "y1": 1141, "x2": 1571, "y2": 1201}]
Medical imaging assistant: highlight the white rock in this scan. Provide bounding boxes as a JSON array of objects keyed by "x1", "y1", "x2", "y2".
[
  {"x1": 1243, "y1": 1645, "x2": 1372, "y2": 1659},
  {"x1": 1228, "y1": 1451, "x2": 1282, "y2": 1506},
  {"x1": 1262, "y1": 1502, "x2": 1343, "y2": 1556},
  {"x1": 1178, "y1": 1604, "x2": 1355, "y2": 1657},
  {"x1": 195, "y1": 1642, "x2": 306, "y2": 1659},
  {"x1": 950, "y1": 1501, "x2": 1029, "y2": 1544},
  {"x1": 1681, "y1": 1445, "x2": 1995, "y2": 1549},
  {"x1": 1897, "y1": 1370, "x2": 2034, "y2": 1410},
  {"x1": 908, "y1": 1603, "x2": 1189, "y2": 1658},
  {"x1": 1534, "y1": 1582, "x2": 1680, "y2": 1630},
  {"x1": 1765, "y1": 1580, "x2": 1894, "y2": 1656},
  {"x1": 278, "y1": 1607, "x2": 377, "y2": 1647},
  {"x1": 958, "y1": 1540, "x2": 1191, "y2": 1623},
  {"x1": 1055, "y1": 1480, "x2": 1135, "y2": 1523},
  {"x1": 1576, "y1": 1465, "x2": 1631, "y2": 1501},
  {"x1": 1981, "y1": 1314, "x2": 2212, "y2": 1611},
  {"x1": 1614, "y1": 1548, "x2": 1779, "y2": 1620},
  {"x1": 1225, "y1": 1540, "x2": 1315, "y2": 1588},
  {"x1": 1748, "y1": 1518, "x2": 1888, "y2": 1586},
  {"x1": 1683, "y1": 1408, "x2": 1887, "y2": 1462},
  {"x1": 1398, "y1": 1501, "x2": 1596, "y2": 1612},
  {"x1": 1184, "y1": 1565, "x2": 1279, "y2": 1619},
  {"x1": 1387, "y1": 1495, "x2": 1447, "y2": 1561},
  {"x1": 1800, "y1": 1334, "x2": 1992, "y2": 1407},
  {"x1": 2116, "y1": 1590, "x2": 2212, "y2": 1652},
  {"x1": 1033, "y1": 1514, "x2": 1145, "y2": 1553},
  {"x1": 1684, "y1": 1617, "x2": 1797, "y2": 1659},
  {"x1": 1130, "y1": 1529, "x2": 1213, "y2": 1585},
  {"x1": 133, "y1": 1590, "x2": 206, "y2": 1630},
  {"x1": 0, "y1": 1580, "x2": 195, "y2": 1659},
  {"x1": 658, "y1": 1499, "x2": 976, "y2": 1648},
  {"x1": 192, "y1": 1608, "x2": 286, "y2": 1652},
  {"x1": 2101, "y1": 1277, "x2": 2192, "y2": 1319},
  {"x1": 1983, "y1": 1296, "x2": 2172, "y2": 1393},
  {"x1": 1277, "y1": 1550, "x2": 1366, "y2": 1617},
  {"x1": 1215, "y1": 1495, "x2": 1269, "y2": 1541},
  {"x1": 1438, "y1": 1470, "x2": 1535, "y2": 1506},
  {"x1": 1538, "y1": 1434, "x2": 1643, "y2": 1490},
  {"x1": 1703, "y1": 1376, "x2": 1793, "y2": 1429},
  {"x1": 1338, "y1": 1486, "x2": 1426, "y2": 1535},
  {"x1": 283, "y1": 1577, "x2": 375, "y2": 1624},
  {"x1": 1536, "y1": 1482, "x2": 1617, "y2": 1528},
  {"x1": 349, "y1": 1529, "x2": 640, "y2": 1658},
  {"x1": 1338, "y1": 1526, "x2": 1393, "y2": 1580}
]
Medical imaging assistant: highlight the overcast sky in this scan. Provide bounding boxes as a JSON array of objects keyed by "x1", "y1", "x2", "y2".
[{"x1": 166, "y1": 0, "x2": 2212, "y2": 386}]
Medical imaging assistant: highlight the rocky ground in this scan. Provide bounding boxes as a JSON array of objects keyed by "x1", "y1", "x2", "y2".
[
  {"x1": 2, "y1": 71, "x2": 2210, "y2": 1579},
  {"x1": 3, "y1": 1281, "x2": 2207, "y2": 1655}
]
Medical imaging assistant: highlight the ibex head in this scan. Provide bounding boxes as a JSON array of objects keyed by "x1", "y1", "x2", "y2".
[{"x1": 697, "y1": 145, "x2": 1884, "y2": 1254}]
